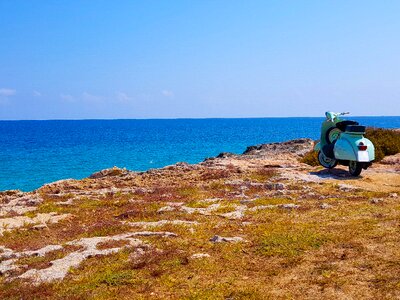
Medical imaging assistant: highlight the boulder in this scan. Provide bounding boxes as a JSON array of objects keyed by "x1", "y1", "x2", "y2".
[
  {"x1": 89, "y1": 167, "x2": 129, "y2": 179},
  {"x1": 209, "y1": 235, "x2": 246, "y2": 243}
]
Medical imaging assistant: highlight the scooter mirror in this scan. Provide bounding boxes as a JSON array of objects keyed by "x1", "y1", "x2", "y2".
[{"x1": 325, "y1": 111, "x2": 335, "y2": 122}]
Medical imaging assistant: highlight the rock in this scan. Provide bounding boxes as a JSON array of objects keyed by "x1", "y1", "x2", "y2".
[
  {"x1": 219, "y1": 207, "x2": 246, "y2": 220},
  {"x1": 0, "y1": 246, "x2": 15, "y2": 259},
  {"x1": 157, "y1": 206, "x2": 176, "y2": 213},
  {"x1": 176, "y1": 162, "x2": 190, "y2": 167},
  {"x1": 129, "y1": 247, "x2": 148, "y2": 268},
  {"x1": 126, "y1": 220, "x2": 199, "y2": 228},
  {"x1": 320, "y1": 203, "x2": 332, "y2": 209},
  {"x1": 134, "y1": 187, "x2": 152, "y2": 195},
  {"x1": 0, "y1": 194, "x2": 43, "y2": 217},
  {"x1": 31, "y1": 224, "x2": 48, "y2": 230},
  {"x1": 129, "y1": 247, "x2": 146, "y2": 260},
  {"x1": 203, "y1": 157, "x2": 215, "y2": 162},
  {"x1": 274, "y1": 190, "x2": 285, "y2": 195},
  {"x1": 157, "y1": 202, "x2": 185, "y2": 213},
  {"x1": 240, "y1": 199, "x2": 255, "y2": 204},
  {"x1": 180, "y1": 203, "x2": 221, "y2": 215},
  {"x1": 243, "y1": 145, "x2": 258, "y2": 153},
  {"x1": 216, "y1": 152, "x2": 236, "y2": 159},
  {"x1": 114, "y1": 209, "x2": 143, "y2": 219},
  {"x1": 380, "y1": 153, "x2": 400, "y2": 165},
  {"x1": 165, "y1": 202, "x2": 185, "y2": 206},
  {"x1": 0, "y1": 213, "x2": 72, "y2": 236},
  {"x1": 0, "y1": 206, "x2": 37, "y2": 217},
  {"x1": 248, "y1": 205, "x2": 275, "y2": 211},
  {"x1": 278, "y1": 204, "x2": 300, "y2": 210},
  {"x1": 1, "y1": 244, "x2": 63, "y2": 276},
  {"x1": 0, "y1": 190, "x2": 23, "y2": 197},
  {"x1": 247, "y1": 203, "x2": 299, "y2": 211},
  {"x1": 18, "y1": 234, "x2": 145, "y2": 283},
  {"x1": 7, "y1": 231, "x2": 176, "y2": 284},
  {"x1": 22, "y1": 245, "x2": 63, "y2": 257},
  {"x1": 198, "y1": 198, "x2": 221, "y2": 204},
  {"x1": 265, "y1": 183, "x2": 286, "y2": 190},
  {"x1": 370, "y1": 198, "x2": 383, "y2": 204},
  {"x1": 389, "y1": 193, "x2": 398, "y2": 198},
  {"x1": 248, "y1": 182, "x2": 264, "y2": 187},
  {"x1": 130, "y1": 231, "x2": 178, "y2": 237},
  {"x1": 161, "y1": 162, "x2": 197, "y2": 171},
  {"x1": 338, "y1": 184, "x2": 358, "y2": 192},
  {"x1": 243, "y1": 139, "x2": 314, "y2": 157},
  {"x1": 209, "y1": 235, "x2": 246, "y2": 243},
  {"x1": 0, "y1": 259, "x2": 18, "y2": 275},
  {"x1": 225, "y1": 179, "x2": 244, "y2": 186},
  {"x1": 89, "y1": 167, "x2": 129, "y2": 179},
  {"x1": 57, "y1": 199, "x2": 74, "y2": 206},
  {"x1": 190, "y1": 253, "x2": 210, "y2": 259}
]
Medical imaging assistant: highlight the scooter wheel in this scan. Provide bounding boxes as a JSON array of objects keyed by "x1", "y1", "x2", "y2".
[
  {"x1": 318, "y1": 151, "x2": 337, "y2": 169},
  {"x1": 349, "y1": 161, "x2": 362, "y2": 176}
]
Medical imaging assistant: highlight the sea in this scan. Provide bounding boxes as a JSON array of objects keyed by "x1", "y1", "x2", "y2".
[{"x1": 1, "y1": 117, "x2": 399, "y2": 192}]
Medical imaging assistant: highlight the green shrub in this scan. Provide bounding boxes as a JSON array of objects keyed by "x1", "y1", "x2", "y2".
[
  {"x1": 300, "y1": 150, "x2": 319, "y2": 166},
  {"x1": 365, "y1": 128, "x2": 400, "y2": 161}
]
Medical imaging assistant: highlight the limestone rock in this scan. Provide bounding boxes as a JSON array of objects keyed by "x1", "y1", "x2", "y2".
[
  {"x1": 320, "y1": 203, "x2": 332, "y2": 209},
  {"x1": 243, "y1": 138, "x2": 314, "y2": 157},
  {"x1": 89, "y1": 167, "x2": 129, "y2": 179},
  {"x1": 126, "y1": 220, "x2": 199, "y2": 228},
  {"x1": 191, "y1": 253, "x2": 210, "y2": 259},
  {"x1": 210, "y1": 235, "x2": 246, "y2": 243}
]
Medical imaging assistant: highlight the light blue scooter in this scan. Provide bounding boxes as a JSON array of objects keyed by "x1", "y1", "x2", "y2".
[{"x1": 314, "y1": 112, "x2": 375, "y2": 176}]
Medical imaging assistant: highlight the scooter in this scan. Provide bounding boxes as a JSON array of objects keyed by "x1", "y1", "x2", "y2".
[{"x1": 314, "y1": 112, "x2": 375, "y2": 176}]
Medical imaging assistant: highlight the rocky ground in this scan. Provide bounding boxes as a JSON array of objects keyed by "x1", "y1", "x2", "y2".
[{"x1": 0, "y1": 138, "x2": 399, "y2": 299}]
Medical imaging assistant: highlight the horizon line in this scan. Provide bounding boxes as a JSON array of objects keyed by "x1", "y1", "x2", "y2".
[{"x1": 1, "y1": 115, "x2": 399, "y2": 122}]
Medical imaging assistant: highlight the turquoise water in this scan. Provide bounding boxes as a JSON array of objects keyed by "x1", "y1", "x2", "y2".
[{"x1": 1, "y1": 117, "x2": 399, "y2": 192}]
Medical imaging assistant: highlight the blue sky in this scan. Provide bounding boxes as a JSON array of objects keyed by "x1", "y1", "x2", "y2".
[{"x1": 0, "y1": 1, "x2": 399, "y2": 119}]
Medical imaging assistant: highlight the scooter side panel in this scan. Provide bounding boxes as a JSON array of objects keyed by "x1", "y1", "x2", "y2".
[
  {"x1": 365, "y1": 139, "x2": 375, "y2": 161},
  {"x1": 334, "y1": 134, "x2": 375, "y2": 162},
  {"x1": 334, "y1": 135, "x2": 358, "y2": 161}
]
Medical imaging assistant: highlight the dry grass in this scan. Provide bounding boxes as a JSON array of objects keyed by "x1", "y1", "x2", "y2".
[
  {"x1": 248, "y1": 168, "x2": 278, "y2": 182},
  {"x1": 258, "y1": 225, "x2": 329, "y2": 257},
  {"x1": 1, "y1": 161, "x2": 400, "y2": 299}
]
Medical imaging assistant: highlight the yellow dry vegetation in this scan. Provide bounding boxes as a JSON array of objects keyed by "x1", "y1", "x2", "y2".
[{"x1": 0, "y1": 154, "x2": 399, "y2": 299}]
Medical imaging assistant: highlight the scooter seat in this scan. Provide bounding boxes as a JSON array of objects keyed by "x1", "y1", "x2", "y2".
[
  {"x1": 336, "y1": 120, "x2": 359, "y2": 131},
  {"x1": 345, "y1": 125, "x2": 366, "y2": 133}
]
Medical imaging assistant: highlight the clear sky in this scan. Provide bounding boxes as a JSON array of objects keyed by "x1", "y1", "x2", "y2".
[{"x1": 0, "y1": 1, "x2": 399, "y2": 120}]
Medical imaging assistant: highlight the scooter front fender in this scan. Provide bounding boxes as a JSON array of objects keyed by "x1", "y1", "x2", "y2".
[{"x1": 314, "y1": 142, "x2": 321, "y2": 151}]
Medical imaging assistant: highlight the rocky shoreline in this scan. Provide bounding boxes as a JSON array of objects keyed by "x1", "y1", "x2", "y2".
[{"x1": 1, "y1": 138, "x2": 399, "y2": 299}]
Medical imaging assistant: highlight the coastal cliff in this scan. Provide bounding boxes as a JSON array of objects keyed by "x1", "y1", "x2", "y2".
[{"x1": 1, "y1": 138, "x2": 400, "y2": 299}]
